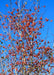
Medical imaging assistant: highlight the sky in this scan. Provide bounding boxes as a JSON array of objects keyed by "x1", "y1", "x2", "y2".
[
  {"x1": 40, "y1": 0, "x2": 54, "y2": 37},
  {"x1": 40, "y1": 0, "x2": 54, "y2": 48}
]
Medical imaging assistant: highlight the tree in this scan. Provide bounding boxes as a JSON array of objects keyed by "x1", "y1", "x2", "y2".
[{"x1": 0, "y1": 0, "x2": 54, "y2": 75}]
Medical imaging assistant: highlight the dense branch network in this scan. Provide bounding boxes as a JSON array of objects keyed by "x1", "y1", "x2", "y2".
[{"x1": 0, "y1": 0, "x2": 54, "y2": 75}]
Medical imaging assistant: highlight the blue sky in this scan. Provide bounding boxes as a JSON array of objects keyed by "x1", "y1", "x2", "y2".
[
  {"x1": 41, "y1": 0, "x2": 54, "y2": 33},
  {"x1": 40, "y1": 0, "x2": 54, "y2": 48}
]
